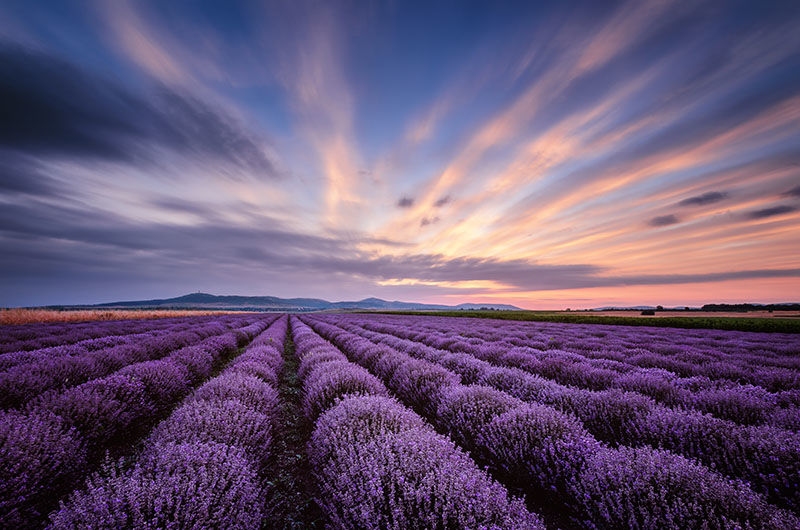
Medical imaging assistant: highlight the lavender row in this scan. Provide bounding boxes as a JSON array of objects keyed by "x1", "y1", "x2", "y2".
[
  {"x1": 329, "y1": 315, "x2": 800, "y2": 513},
  {"x1": 484, "y1": 315, "x2": 800, "y2": 375},
  {"x1": 344, "y1": 316, "x2": 800, "y2": 429},
  {"x1": 0, "y1": 314, "x2": 264, "y2": 354},
  {"x1": 291, "y1": 317, "x2": 543, "y2": 529},
  {"x1": 48, "y1": 316, "x2": 287, "y2": 529},
  {"x1": 0, "y1": 316, "x2": 252, "y2": 371},
  {"x1": 0, "y1": 315, "x2": 193, "y2": 345},
  {"x1": 0, "y1": 322, "x2": 234, "y2": 410},
  {"x1": 0, "y1": 317, "x2": 273, "y2": 527},
  {"x1": 399, "y1": 314, "x2": 800, "y2": 366},
  {"x1": 1, "y1": 328, "x2": 178, "y2": 372},
  {"x1": 0, "y1": 317, "x2": 185, "y2": 350},
  {"x1": 305, "y1": 316, "x2": 798, "y2": 529},
  {"x1": 358, "y1": 314, "x2": 800, "y2": 385},
  {"x1": 2, "y1": 316, "x2": 276, "y2": 409},
  {"x1": 354, "y1": 315, "x2": 800, "y2": 393}
]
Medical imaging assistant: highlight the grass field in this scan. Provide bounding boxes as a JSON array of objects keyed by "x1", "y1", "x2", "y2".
[{"x1": 363, "y1": 310, "x2": 800, "y2": 333}]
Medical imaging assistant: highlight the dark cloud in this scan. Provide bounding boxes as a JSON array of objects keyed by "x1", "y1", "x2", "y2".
[
  {"x1": 2, "y1": 195, "x2": 800, "y2": 305},
  {"x1": 611, "y1": 268, "x2": 800, "y2": 287},
  {"x1": 0, "y1": 198, "x2": 346, "y2": 258},
  {"x1": 434, "y1": 195, "x2": 451, "y2": 207},
  {"x1": 0, "y1": 45, "x2": 139, "y2": 161},
  {"x1": 397, "y1": 196, "x2": 414, "y2": 208},
  {"x1": 0, "y1": 44, "x2": 277, "y2": 178},
  {"x1": 746, "y1": 205, "x2": 796, "y2": 220},
  {"x1": 783, "y1": 185, "x2": 800, "y2": 198},
  {"x1": 678, "y1": 191, "x2": 728, "y2": 207},
  {"x1": 420, "y1": 216, "x2": 440, "y2": 227},
  {"x1": 648, "y1": 214, "x2": 680, "y2": 227},
  {"x1": 155, "y1": 88, "x2": 277, "y2": 176},
  {"x1": 372, "y1": 256, "x2": 603, "y2": 289}
]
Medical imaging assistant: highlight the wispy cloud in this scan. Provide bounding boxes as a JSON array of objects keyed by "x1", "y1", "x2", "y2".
[
  {"x1": 103, "y1": 0, "x2": 189, "y2": 84},
  {"x1": 386, "y1": 0, "x2": 679, "y2": 232},
  {"x1": 268, "y1": 3, "x2": 365, "y2": 228}
]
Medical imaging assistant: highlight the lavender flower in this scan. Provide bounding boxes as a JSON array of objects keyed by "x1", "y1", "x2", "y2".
[{"x1": 49, "y1": 442, "x2": 263, "y2": 529}]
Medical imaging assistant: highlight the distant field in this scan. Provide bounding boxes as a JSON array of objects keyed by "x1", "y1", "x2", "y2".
[
  {"x1": 365, "y1": 309, "x2": 800, "y2": 333},
  {"x1": 0, "y1": 308, "x2": 245, "y2": 325}
]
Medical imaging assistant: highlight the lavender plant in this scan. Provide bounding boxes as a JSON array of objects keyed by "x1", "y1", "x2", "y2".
[{"x1": 292, "y1": 317, "x2": 543, "y2": 529}]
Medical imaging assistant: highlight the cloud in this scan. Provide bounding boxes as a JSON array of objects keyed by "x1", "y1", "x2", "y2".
[
  {"x1": 103, "y1": 0, "x2": 189, "y2": 84},
  {"x1": 648, "y1": 214, "x2": 680, "y2": 227},
  {"x1": 420, "y1": 216, "x2": 440, "y2": 227},
  {"x1": 397, "y1": 196, "x2": 415, "y2": 208},
  {"x1": 148, "y1": 196, "x2": 222, "y2": 221},
  {"x1": 2, "y1": 192, "x2": 799, "y2": 306},
  {"x1": 155, "y1": 88, "x2": 277, "y2": 176},
  {"x1": 0, "y1": 44, "x2": 278, "y2": 178},
  {"x1": 0, "y1": 44, "x2": 141, "y2": 161},
  {"x1": 611, "y1": 268, "x2": 800, "y2": 288},
  {"x1": 291, "y1": 255, "x2": 800, "y2": 292},
  {"x1": 678, "y1": 191, "x2": 728, "y2": 207},
  {"x1": 0, "y1": 151, "x2": 64, "y2": 196},
  {"x1": 783, "y1": 185, "x2": 800, "y2": 198},
  {"x1": 434, "y1": 195, "x2": 451, "y2": 207},
  {"x1": 266, "y1": 3, "x2": 364, "y2": 227},
  {"x1": 0, "y1": 194, "x2": 800, "y2": 290},
  {"x1": 746, "y1": 205, "x2": 797, "y2": 220},
  {"x1": 493, "y1": 30, "x2": 800, "y2": 233}
]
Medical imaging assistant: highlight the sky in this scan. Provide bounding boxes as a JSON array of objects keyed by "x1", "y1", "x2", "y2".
[{"x1": 1, "y1": 0, "x2": 799, "y2": 309}]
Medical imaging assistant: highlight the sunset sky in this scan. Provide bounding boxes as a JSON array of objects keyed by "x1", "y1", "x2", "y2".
[{"x1": 1, "y1": 0, "x2": 799, "y2": 309}]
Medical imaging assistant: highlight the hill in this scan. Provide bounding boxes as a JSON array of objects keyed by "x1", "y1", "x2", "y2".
[{"x1": 82, "y1": 293, "x2": 522, "y2": 312}]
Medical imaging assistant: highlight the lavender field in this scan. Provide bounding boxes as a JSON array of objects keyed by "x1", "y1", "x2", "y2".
[{"x1": 2, "y1": 313, "x2": 799, "y2": 529}]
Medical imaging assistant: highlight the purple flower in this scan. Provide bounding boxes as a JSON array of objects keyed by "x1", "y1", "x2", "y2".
[{"x1": 49, "y1": 442, "x2": 263, "y2": 529}]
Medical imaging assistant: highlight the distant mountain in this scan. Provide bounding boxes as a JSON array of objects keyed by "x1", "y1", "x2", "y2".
[
  {"x1": 87, "y1": 293, "x2": 522, "y2": 312},
  {"x1": 452, "y1": 303, "x2": 522, "y2": 311}
]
